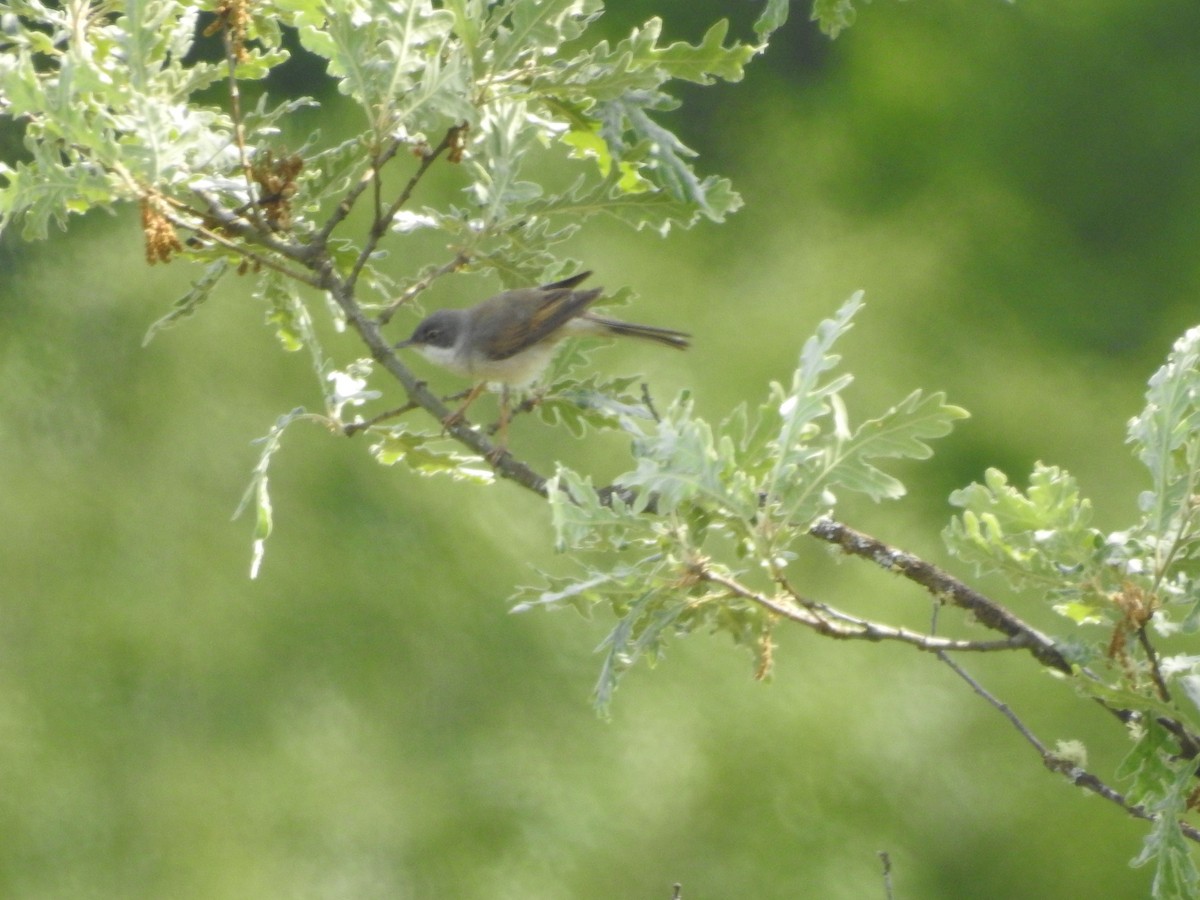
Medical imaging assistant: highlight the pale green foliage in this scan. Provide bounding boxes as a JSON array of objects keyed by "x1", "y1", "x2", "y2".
[
  {"x1": 811, "y1": 0, "x2": 863, "y2": 38},
  {"x1": 1123, "y1": 724, "x2": 1200, "y2": 900},
  {"x1": 371, "y1": 427, "x2": 495, "y2": 483},
  {"x1": 515, "y1": 295, "x2": 968, "y2": 707},
  {"x1": 142, "y1": 258, "x2": 233, "y2": 345},
  {"x1": 1128, "y1": 326, "x2": 1200, "y2": 591},
  {"x1": 0, "y1": 0, "x2": 287, "y2": 238},
  {"x1": 943, "y1": 326, "x2": 1200, "y2": 895},
  {"x1": 0, "y1": 0, "x2": 756, "y2": 250},
  {"x1": 947, "y1": 326, "x2": 1200, "y2": 637},
  {"x1": 233, "y1": 407, "x2": 306, "y2": 579},
  {"x1": 0, "y1": 0, "x2": 778, "y2": 558},
  {"x1": 944, "y1": 465, "x2": 1104, "y2": 595},
  {"x1": 7, "y1": 2, "x2": 1197, "y2": 894}
]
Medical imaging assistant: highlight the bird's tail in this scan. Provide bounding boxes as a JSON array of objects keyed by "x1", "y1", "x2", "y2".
[{"x1": 590, "y1": 316, "x2": 691, "y2": 350}]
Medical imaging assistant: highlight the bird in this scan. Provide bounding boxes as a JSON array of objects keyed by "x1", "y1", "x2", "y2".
[{"x1": 395, "y1": 271, "x2": 689, "y2": 451}]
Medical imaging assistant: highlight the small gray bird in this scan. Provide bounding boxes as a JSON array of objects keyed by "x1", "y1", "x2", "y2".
[{"x1": 396, "y1": 272, "x2": 689, "y2": 444}]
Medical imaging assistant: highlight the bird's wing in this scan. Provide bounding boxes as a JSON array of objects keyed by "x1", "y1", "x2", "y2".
[
  {"x1": 476, "y1": 284, "x2": 603, "y2": 361},
  {"x1": 537, "y1": 270, "x2": 592, "y2": 291}
]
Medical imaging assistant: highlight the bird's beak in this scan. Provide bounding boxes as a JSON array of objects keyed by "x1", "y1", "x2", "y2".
[{"x1": 394, "y1": 338, "x2": 413, "y2": 350}]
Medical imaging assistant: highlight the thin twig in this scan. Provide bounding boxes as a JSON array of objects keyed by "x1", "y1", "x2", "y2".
[
  {"x1": 641, "y1": 382, "x2": 662, "y2": 423},
  {"x1": 159, "y1": 205, "x2": 319, "y2": 286},
  {"x1": 188, "y1": 190, "x2": 312, "y2": 261},
  {"x1": 346, "y1": 124, "x2": 468, "y2": 293},
  {"x1": 814, "y1": 518, "x2": 1200, "y2": 756},
  {"x1": 878, "y1": 851, "x2": 893, "y2": 900},
  {"x1": 939, "y1": 650, "x2": 1051, "y2": 755},
  {"x1": 1137, "y1": 625, "x2": 1173, "y2": 703},
  {"x1": 315, "y1": 137, "x2": 406, "y2": 247},
  {"x1": 218, "y1": 17, "x2": 266, "y2": 233},
  {"x1": 342, "y1": 401, "x2": 421, "y2": 436},
  {"x1": 703, "y1": 568, "x2": 1034, "y2": 655},
  {"x1": 377, "y1": 252, "x2": 472, "y2": 326},
  {"x1": 934, "y1": 649, "x2": 1200, "y2": 843}
]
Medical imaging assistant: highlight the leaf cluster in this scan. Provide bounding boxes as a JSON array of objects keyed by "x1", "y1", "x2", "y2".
[
  {"x1": 943, "y1": 326, "x2": 1200, "y2": 893},
  {"x1": 946, "y1": 327, "x2": 1200, "y2": 653},
  {"x1": 515, "y1": 294, "x2": 967, "y2": 707}
]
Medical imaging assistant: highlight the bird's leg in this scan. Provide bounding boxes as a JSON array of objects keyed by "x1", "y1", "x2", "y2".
[
  {"x1": 487, "y1": 387, "x2": 547, "y2": 433},
  {"x1": 442, "y1": 382, "x2": 487, "y2": 431},
  {"x1": 488, "y1": 385, "x2": 514, "y2": 464}
]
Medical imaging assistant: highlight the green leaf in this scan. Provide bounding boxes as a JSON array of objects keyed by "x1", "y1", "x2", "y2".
[
  {"x1": 751, "y1": 296, "x2": 966, "y2": 534},
  {"x1": 618, "y1": 393, "x2": 762, "y2": 523},
  {"x1": 142, "y1": 258, "x2": 231, "y2": 345},
  {"x1": 943, "y1": 464, "x2": 1104, "y2": 595},
  {"x1": 1127, "y1": 325, "x2": 1200, "y2": 569},
  {"x1": 755, "y1": 0, "x2": 793, "y2": 40},
  {"x1": 645, "y1": 19, "x2": 758, "y2": 85},
  {"x1": 486, "y1": 0, "x2": 604, "y2": 73},
  {"x1": 370, "y1": 428, "x2": 495, "y2": 484},
  {"x1": 764, "y1": 291, "x2": 863, "y2": 515},
  {"x1": 1124, "y1": 725, "x2": 1200, "y2": 900},
  {"x1": 811, "y1": 0, "x2": 865, "y2": 38},
  {"x1": 234, "y1": 408, "x2": 307, "y2": 579},
  {"x1": 510, "y1": 570, "x2": 617, "y2": 616},
  {"x1": 598, "y1": 92, "x2": 709, "y2": 208},
  {"x1": 545, "y1": 466, "x2": 645, "y2": 553},
  {"x1": 281, "y1": 0, "x2": 465, "y2": 133},
  {"x1": 533, "y1": 168, "x2": 742, "y2": 236},
  {"x1": 593, "y1": 588, "x2": 680, "y2": 711},
  {"x1": 536, "y1": 16, "x2": 756, "y2": 103},
  {"x1": 824, "y1": 390, "x2": 970, "y2": 501},
  {"x1": 468, "y1": 100, "x2": 549, "y2": 219},
  {"x1": 537, "y1": 374, "x2": 652, "y2": 437},
  {"x1": 258, "y1": 273, "x2": 316, "y2": 355}
]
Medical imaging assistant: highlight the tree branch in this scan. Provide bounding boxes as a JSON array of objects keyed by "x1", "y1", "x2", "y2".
[
  {"x1": 701, "y1": 566, "x2": 1033, "y2": 655},
  {"x1": 807, "y1": 517, "x2": 1073, "y2": 674},
  {"x1": 320, "y1": 274, "x2": 551, "y2": 496}
]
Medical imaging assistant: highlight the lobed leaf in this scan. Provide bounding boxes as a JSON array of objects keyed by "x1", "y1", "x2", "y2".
[
  {"x1": 143, "y1": 258, "x2": 232, "y2": 345},
  {"x1": 234, "y1": 407, "x2": 307, "y2": 579},
  {"x1": 943, "y1": 464, "x2": 1104, "y2": 594},
  {"x1": 755, "y1": 0, "x2": 793, "y2": 40},
  {"x1": 824, "y1": 390, "x2": 970, "y2": 502},
  {"x1": 811, "y1": 0, "x2": 863, "y2": 38},
  {"x1": 1127, "y1": 326, "x2": 1200, "y2": 570},
  {"x1": 371, "y1": 427, "x2": 494, "y2": 483}
]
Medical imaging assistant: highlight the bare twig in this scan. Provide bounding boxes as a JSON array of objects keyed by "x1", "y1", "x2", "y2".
[
  {"x1": 346, "y1": 124, "x2": 469, "y2": 293},
  {"x1": 159, "y1": 202, "x2": 320, "y2": 287},
  {"x1": 935, "y1": 649, "x2": 1200, "y2": 843},
  {"x1": 316, "y1": 136, "x2": 406, "y2": 247},
  {"x1": 342, "y1": 401, "x2": 421, "y2": 436},
  {"x1": 188, "y1": 191, "x2": 314, "y2": 262},
  {"x1": 702, "y1": 567, "x2": 1033, "y2": 655},
  {"x1": 377, "y1": 252, "x2": 472, "y2": 326},
  {"x1": 641, "y1": 382, "x2": 662, "y2": 423},
  {"x1": 215, "y1": 9, "x2": 267, "y2": 234},
  {"x1": 878, "y1": 851, "x2": 893, "y2": 900}
]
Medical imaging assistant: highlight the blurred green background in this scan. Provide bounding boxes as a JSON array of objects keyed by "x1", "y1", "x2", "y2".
[{"x1": 4, "y1": 1, "x2": 1200, "y2": 896}]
